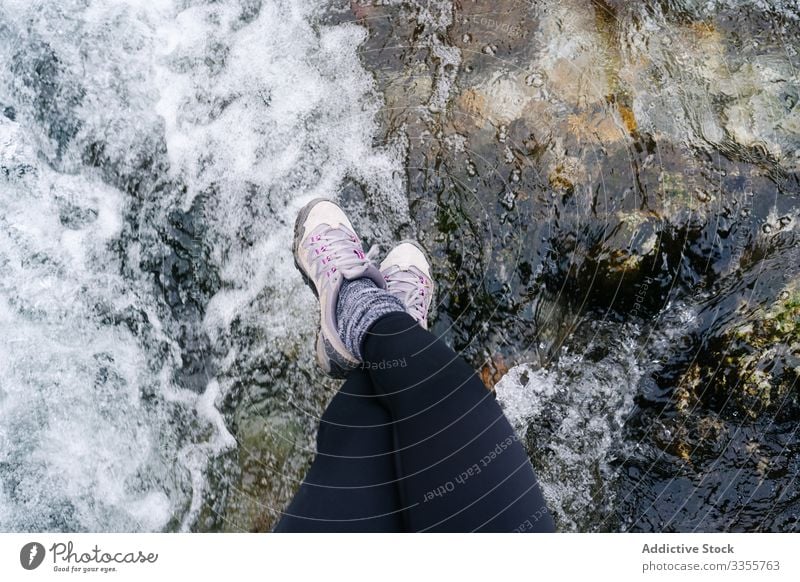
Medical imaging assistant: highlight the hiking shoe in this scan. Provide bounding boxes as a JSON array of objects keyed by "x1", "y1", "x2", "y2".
[
  {"x1": 293, "y1": 198, "x2": 386, "y2": 377},
  {"x1": 379, "y1": 241, "x2": 435, "y2": 329}
]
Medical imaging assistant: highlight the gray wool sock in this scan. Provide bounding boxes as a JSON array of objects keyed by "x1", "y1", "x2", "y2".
[{"x1": 336, "y1": 278, "x2": 405, "y2": 361}]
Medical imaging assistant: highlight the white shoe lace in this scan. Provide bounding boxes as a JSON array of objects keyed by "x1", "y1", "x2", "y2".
[
  {"x1": 305, "y1": 225, "x2": 374, "y2": 286},
  {"x1": 382, "y1": 264, "x2": 432, "y2": 326}
]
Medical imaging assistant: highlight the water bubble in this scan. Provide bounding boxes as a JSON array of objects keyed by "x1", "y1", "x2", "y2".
[
  {"x1": 466, "y1": 160, "x2": 477, "y2": 176},
  {"x1": 525, "y1": 73, "x2": 544, "y2": 87},
  {"x1": 497, "y1": 124, "x2": 508, "y2": 143},
  {"x1": 762, "y1": 223, "x2": 774, "y2": 234},
  {"x1": 500, "y1": 190, "x2": 516, "y2": 211}
]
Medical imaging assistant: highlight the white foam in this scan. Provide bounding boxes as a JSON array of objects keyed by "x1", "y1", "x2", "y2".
[
  {"x1": 698, "y1": 0, "x2": 800, "y2": 19},
  {"x1": 495, "y1": 332, "x2": 643, "y2": 531},
  {"x1": 149, "y1": 0, "x2": 410, "y2": 343},
  {"x1": 0, "y1": 118, "x2": 181, "y2": 531}
]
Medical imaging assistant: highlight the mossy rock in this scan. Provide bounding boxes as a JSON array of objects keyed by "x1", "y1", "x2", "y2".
[
  {"x1": 221, "y1": 413, "x2": 312, "y2": 532},
  {"x1": 679, "y1": 282, "x2": 800, "y2": 419}
]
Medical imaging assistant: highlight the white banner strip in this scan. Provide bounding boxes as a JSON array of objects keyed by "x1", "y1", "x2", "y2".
[{"x1": 1, "y1": 533, "x2": 797, "y2": 581}]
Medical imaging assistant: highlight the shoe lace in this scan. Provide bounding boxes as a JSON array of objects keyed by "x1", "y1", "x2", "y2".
[
  {"x1": 306, "y1": 225, "x2": 375, "y2": 283},
  {"x1": 382, "y1": 264, "x2": 431, "y2": 324}
]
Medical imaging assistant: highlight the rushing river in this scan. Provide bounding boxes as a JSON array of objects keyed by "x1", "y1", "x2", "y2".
[{"x1": 1, "y1": 0, "x2": 798, "y2": 532}]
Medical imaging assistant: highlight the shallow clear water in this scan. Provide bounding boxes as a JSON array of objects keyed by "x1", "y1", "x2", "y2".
[
  {"x1": 1, "y1": 0, "x2": 798, "y2": 532},
  {"x1": 345, "y1": 0, "x2": 800, "y2": 532}
]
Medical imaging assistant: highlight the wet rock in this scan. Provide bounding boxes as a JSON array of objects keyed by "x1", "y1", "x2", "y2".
[
  {"x1": 618, "y1": 3, "x2": 800, "y2": 172},
  {"x1": 10, "y1": 39, "x2": 85, "y2": 160},
  {"x1": 320, "y1": 0, "x2": 800, "y2": 533},
  {"x1": 219, "y1": 413, "x2": 312, "y2": 532},
  {"x1": 480, "y1": 353, "x2": 509, "y2": 391},
  {"x1": 680, "y1": 279, "x2": 800, "y2": 419}
]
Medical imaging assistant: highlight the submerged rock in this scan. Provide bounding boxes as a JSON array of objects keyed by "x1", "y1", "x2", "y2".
[
  {"x1": 219, "y1": 413, "x2": 311, "y2": 532},
  {"x1": 682, "y1": 279, "x2": 800, "y2": 419}
]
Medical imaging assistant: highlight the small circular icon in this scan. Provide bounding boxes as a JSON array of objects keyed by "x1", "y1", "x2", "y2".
[{"x1": 20, "y1": 542, "x2": 46, "y2": 570}]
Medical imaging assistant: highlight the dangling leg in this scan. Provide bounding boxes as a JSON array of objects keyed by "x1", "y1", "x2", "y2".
[
  {"x1": 363, "y1": 312, "x2": 555, "y2": 532},
  {"x1": 274, "y1": 369, "x2": 404, "y2": 532}
]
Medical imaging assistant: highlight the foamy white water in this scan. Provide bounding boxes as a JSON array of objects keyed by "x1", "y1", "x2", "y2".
[
  {"x1": 495, "y1": 327, "x2": 644, "y2": 531},
  {"x1": 0, "y1": 114, "x2": 183, "y2": 531},
  {"x1": 0, "y1": 0, "x2": 408, "y2": 531}
]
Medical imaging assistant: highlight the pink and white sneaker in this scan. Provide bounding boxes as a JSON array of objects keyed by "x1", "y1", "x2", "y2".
[
  {"x1": 293, "y1": 198, "x2": 386, "y2": 376},
  {"x1": 379, "y1": 241, "x2": 435, "y2": 329}
]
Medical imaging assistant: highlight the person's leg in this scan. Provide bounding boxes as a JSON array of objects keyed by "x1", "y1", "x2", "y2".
[
  {"x1": 363, "y1": 312, "x2": 555, "y2": 532},
  {"x1": 274, "y1": 369, "x2": 405, "y2": 532},
  {"x1": 290, "y1": 198, "x2": 552, "y2": 531}
]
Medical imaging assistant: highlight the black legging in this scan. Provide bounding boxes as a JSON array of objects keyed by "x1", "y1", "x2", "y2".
[{"x1": 274, "y1": 312, "x2": 555, "y2": 532}]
